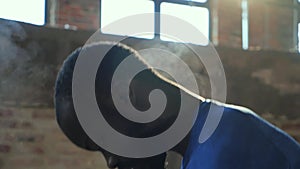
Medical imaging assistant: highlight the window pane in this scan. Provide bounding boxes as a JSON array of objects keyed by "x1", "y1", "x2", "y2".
[
  {"x1": 184, "y1": 0, "x2": 208, "y2": 3},
  {"x1": 241, "y1": 0, "x2": 249, "y2": 50},
  {"x1": 160, "y1": 2, "x2": 209, "y2": 45},
  {"x1": 298, "y1": 23, "x2": 300, "y2": 52},
  {"x1": 0, "y1": 0, "x2": 45, "y2": 25},
  {"x1": 101, "y1": 0, "x2": 155, "y2": 39}
]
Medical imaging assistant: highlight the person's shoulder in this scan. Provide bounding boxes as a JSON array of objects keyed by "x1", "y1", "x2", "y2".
[
  {"x1": 201, "y1": 99, "x2": 275, "y2": 137},
  {"x1": 207, "y1": 100, "x2": 300, "y2": 160},
  {"x1": 204, "y1": 99, "x2": 258, "y2": 118}
]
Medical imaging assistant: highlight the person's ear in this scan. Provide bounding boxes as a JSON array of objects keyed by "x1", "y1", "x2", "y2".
[
  {"x1": 107, "y1": 156, "x2": 119, "y2": 168},
  {"x1": 129, "y1": 82, "x2": 137, "y2": 106},
  {"x1": 101, "y1": 151, "x2": 119, "y2": 169}
]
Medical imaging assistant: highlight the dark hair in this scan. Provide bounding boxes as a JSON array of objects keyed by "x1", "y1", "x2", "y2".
[
  {"x1": 55, "y1": 47, "x2": 100, "y2": 150},
  {"x1": 55, "y1": 42, "x2": 182, "y2": 151}
]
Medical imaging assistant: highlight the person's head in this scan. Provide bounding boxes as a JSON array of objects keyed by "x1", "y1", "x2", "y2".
[{"x1": 55, "y1": 42, "x2": 187, "y2": 169}]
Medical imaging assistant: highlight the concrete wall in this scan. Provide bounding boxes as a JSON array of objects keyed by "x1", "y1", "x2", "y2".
[{"x1": 0, "y1": 2, "x2": 300, "y2": 167}]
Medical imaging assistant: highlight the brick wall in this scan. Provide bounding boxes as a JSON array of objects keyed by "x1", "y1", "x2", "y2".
[
  {"x1": 248, "y1": 0, "x2": 295, "y2": 51},
  {"x1": 0, "y1": 107, "x2": 107, "y2": 169},
  {"x1": 49, "y1": 0, "x2": 297, "y2": 52},
  {"x1": 0, "y1": 0, "x2": 300, "y2": 165},
  {"x1": 215, "y1": 0, "x2": 296, "y2": 51},
  {"x1": 0, "y1": 20, "x2": 300, "y2": 168},
  {"x1": 216, "y1": 0, "x2": 242, "y2": 48},
  {"x1": 0, "y1": 106, "x2": 298, "y2": 169},
  {"x1": 53, "y1": 0, "x2": 99, "y2": 30}
]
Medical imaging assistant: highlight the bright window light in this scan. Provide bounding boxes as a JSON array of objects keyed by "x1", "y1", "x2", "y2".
[
  {"x1": 241, "y1": 0, "x2": 249, "y2": 50},
  {"x1": 184, "y1": 0, "x2": 208, "y2": 3},
  {"x1": 298, "y1": 23, "x2": 300, "y2": 52},
  {"x1": 101, "y1": 0, "x2": 155, "y2": 39},
  {"x1": 160, "y1": 2, "x2": 209, "y2": 45},
  {"x1": 0, "y1": 0, "x2": 45, "y2": 25}
]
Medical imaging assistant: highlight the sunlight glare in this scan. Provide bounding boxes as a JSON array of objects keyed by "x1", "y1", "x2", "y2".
[{"x1": 0, "y1": 0, "x2": 45, "y2": 25}]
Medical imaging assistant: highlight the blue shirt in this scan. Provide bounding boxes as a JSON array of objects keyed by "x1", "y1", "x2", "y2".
[{"x1": 182, "y1": 100, "x2": 300, "y2": 169}]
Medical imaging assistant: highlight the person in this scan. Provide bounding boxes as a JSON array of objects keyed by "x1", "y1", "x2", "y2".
[{"x1": 55, "y1": 42, "x2": 300, "y2": 169}]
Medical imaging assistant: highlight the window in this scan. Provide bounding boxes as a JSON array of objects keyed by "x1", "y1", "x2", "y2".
[
  {"x1": 101, "y1": 0, "x2": 155, "y2": 39},
  {"x1": 185, "y1": 0, "x2": 207, "y2": 2},
  {"x1": 297, "y1": 0, "x2": 300, "y2": 52},
  {"x1": 100, "y1": 0, "x2": 210, "y2": 45},
  {"x1": 298, "y1": 23, "x2": 300, "y2": 52},
  {"x1": 160, "y1": 2, "x2": 209, "y2": 45},
  {"x1": 241, "y1": 0, "x2": 249, "y2": 50},
  {"x1": 0, "y1": 0, "x2": 46, "y2": 25}
]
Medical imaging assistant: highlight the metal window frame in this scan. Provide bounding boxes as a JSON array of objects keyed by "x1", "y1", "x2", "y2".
[{"x1": 295, "y1": 0, "x2": 300, "y2": 51}]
